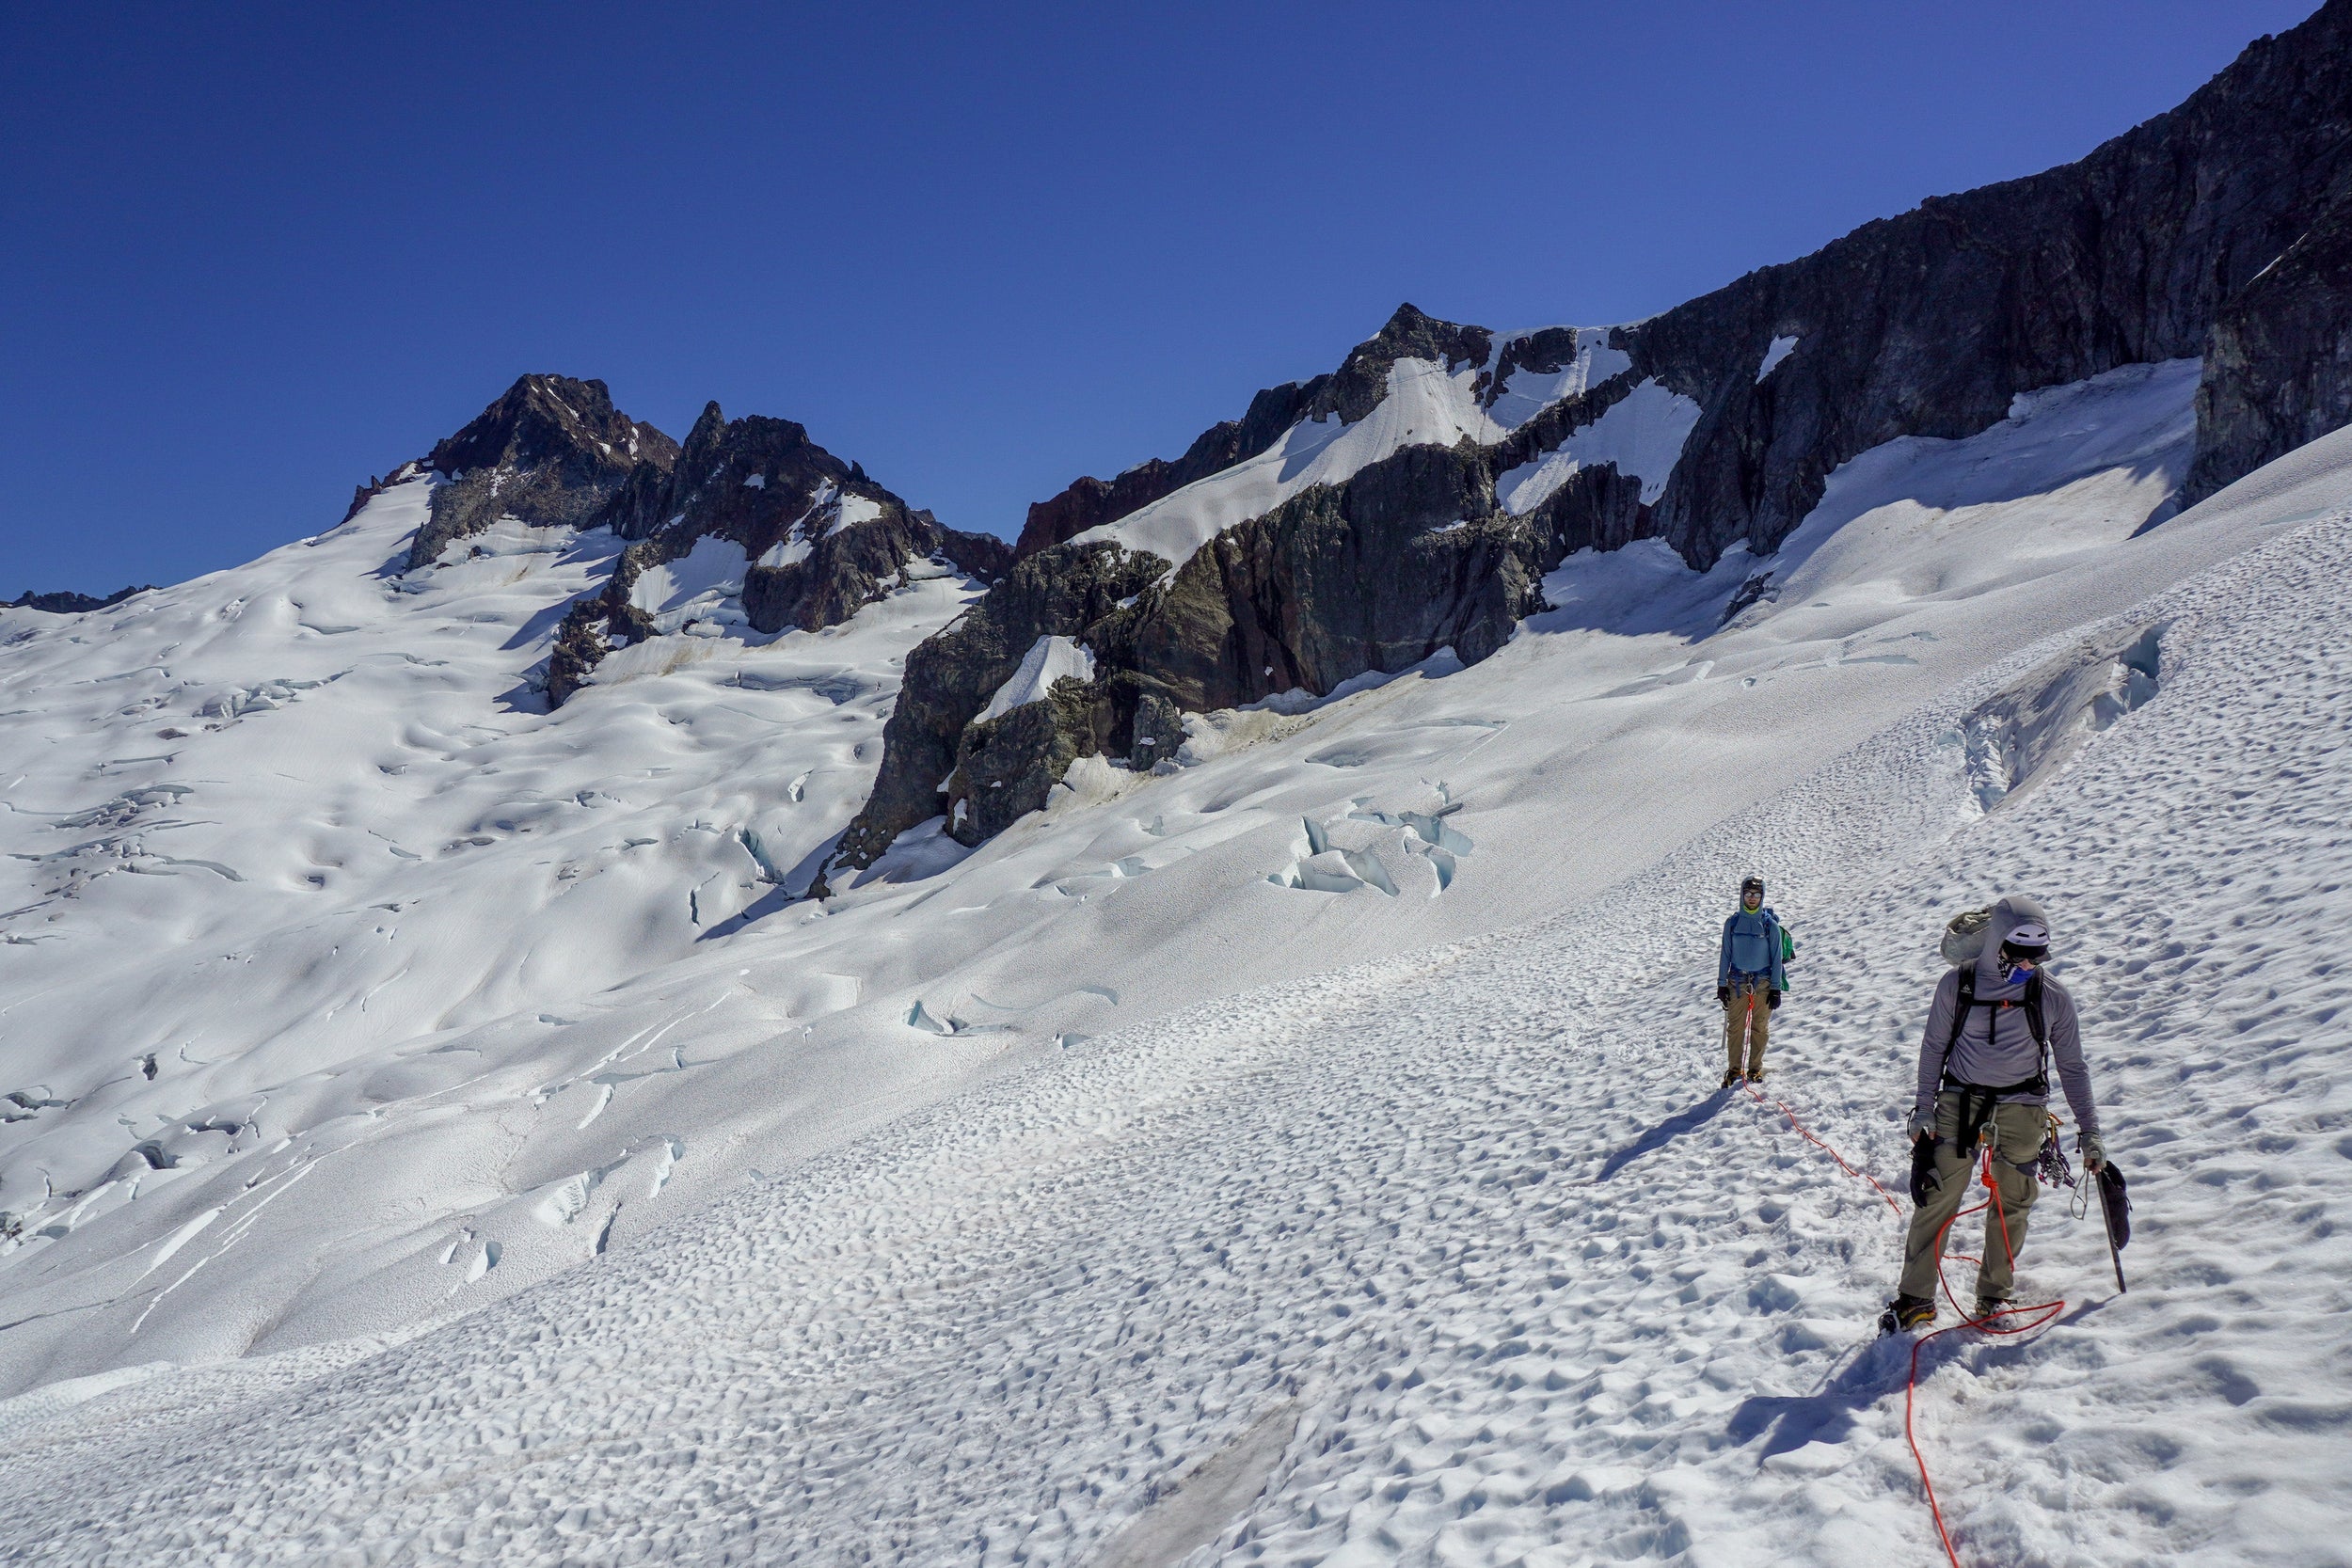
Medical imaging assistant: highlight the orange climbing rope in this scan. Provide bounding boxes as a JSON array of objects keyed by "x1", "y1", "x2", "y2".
[{"x1": 1740, "y1": 1081, "x2": 2066, "y2": 1568}]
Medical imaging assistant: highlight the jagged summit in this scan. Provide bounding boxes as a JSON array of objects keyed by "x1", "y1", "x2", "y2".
[
  {"x1": 544, "y1": 399, "x2": 1011, "y2": 704},
  {"x1": 399, "y1": 373, "x2": 680, "y2": 570}
]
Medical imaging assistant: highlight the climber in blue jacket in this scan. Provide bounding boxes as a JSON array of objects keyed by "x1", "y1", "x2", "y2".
[{"x1": 1718, "y1": 875, "x2": 1786, "y2": 1085}]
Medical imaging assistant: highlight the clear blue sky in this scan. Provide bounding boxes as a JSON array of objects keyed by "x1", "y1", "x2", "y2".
[{"x1": 0, "y1": 1, "x2": 2321, "y2": 594}]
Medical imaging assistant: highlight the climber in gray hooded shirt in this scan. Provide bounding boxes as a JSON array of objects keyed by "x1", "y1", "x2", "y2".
[{"x1": 1889, "y1": 894, "x2": 2106, "y2": 1327}]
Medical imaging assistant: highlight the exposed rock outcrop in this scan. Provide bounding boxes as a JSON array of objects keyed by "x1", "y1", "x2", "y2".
[
  {"x1": 833, "y1": 543, "x2": 1166, "y2": 864},
  {"x1": 1303, "y1": 304, "x2": 1490, "y2": 424},
  {"x1": 1622, "y1": 0, "x2": 2352, "y2": 567},
  {"x1": 402, "y1": 375, "x2": 678, "y2": 570},
  {"x1": 544, "y1": 404, "x2": 1010, "y2": 705},
  {"x1": 1011, "y1": 304, "x2": 1503, "y2": 561}
]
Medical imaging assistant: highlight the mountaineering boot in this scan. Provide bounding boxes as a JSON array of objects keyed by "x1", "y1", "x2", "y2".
[
  {"x1": 1881, "y1": 1293, "x2": 1937, "y2": 1334},
  {"x1": 1747, "y1": 1067, "x2": 1767, "y2": 1085},
  {"x1": 1973, "y1": 1292, "x2": 2012, "y2": 1323},
  {"x1": 1721, "y1": 1068, "x2": 1742, "y2": 1088}
]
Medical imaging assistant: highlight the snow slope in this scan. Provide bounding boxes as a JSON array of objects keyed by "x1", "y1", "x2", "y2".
[{"x1": 5, "y1": 367, "x2": 2352, "y2": 1563}]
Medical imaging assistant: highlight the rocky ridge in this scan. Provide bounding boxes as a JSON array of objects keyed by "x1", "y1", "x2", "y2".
[
  {"x1": 3, "y1": 586, "x2": 153, "y2": 615},
  {"x1": 830, "y1": 0, "x2": 2352, "y2": 872},
  {"x1": 358, "y1": 375, "x2": 1009, "y2": 708},
  {"x1": 545, "y1": 403, "x2": 1010, "y2": 704}
]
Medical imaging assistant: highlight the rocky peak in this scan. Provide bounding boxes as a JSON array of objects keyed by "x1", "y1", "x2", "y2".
[
  {"x1": 401, "y1": 375, "x2": 678, "y2": 570},
  {"x1": 426, "y1": 375, "x2": 654, "y2": 477},
  {"x1": 543, "y1": 403, "x2": 1011, "y2": 706},
  {"x1": 599, "y1": 402, "x2": 868, "y2": 548},
  {"x1": 1306, "y1": 303, "x2": 1493, "y2": 424}
]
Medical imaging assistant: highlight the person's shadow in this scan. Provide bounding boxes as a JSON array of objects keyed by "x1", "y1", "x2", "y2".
[
  {"x1": 1727, "y1": 1338, "x2": 1916, "y2": 1457},
  {"x1": 1596, "y1": 1089, "x2": 1734, "y2": 1181},
  {"x1": 1727, "y1": 1298, "x2": 2097, "y2": 1460}
]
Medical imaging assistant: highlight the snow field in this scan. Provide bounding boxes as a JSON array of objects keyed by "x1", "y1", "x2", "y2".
[
  {"x1": 0, "y1": 483, "x2": 995, "y2": 1386},
  {"x1": 4, "y1": 422, "x2": 2352, "y2": 1562},
  {"x1": 5, "y1": 362, "x2": 2352, "y2": 1566},
  {"x1": 0, "y1": 355, "x2": 2317, "y2": 1407}
]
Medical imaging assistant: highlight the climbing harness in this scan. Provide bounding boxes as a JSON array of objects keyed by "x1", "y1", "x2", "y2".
[{"x1": 1740, "y1": 1080, "x2": 2072, "y2": 1568}]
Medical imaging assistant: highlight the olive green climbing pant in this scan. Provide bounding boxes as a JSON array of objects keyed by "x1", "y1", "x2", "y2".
[
  {"x1": 1723, "y1": 978, "x2": 1771, "y2": 1077},
  {"x1": 1899, "y1": 1091, "x2": 2046, "y2": 1303}
]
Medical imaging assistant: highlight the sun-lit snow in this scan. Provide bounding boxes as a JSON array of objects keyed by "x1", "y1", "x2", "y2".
[
  {"x1": 824, "y1": 492, "x2": 884, "y2": 537},
  {"x1": 5, "y1": 356, "x2": 2352, "y2": 1564},
  {"x1": 977, "y1": 634, "x2": 1098, "y2": 721},
  {"x1": 1727, "y1": 358, "x2": 2205, "y2": 626},
  {"x1": 1497, "y1": 377, "x2": 1706, "y2": 513},
  {"x1": 1757, "y1": 333, "x2": 1801, "y2": 381},
  {"x1": 1484, "y1": 326, "x2": 1632, "y2": 427},
  {"x1": 1075, "y1": 356, "x2": 1518, "y2": 571},
  {"x1": 628, "y1": 533, "x2": 751, "y2": 632}
]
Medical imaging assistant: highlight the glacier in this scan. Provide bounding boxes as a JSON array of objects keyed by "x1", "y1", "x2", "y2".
[{"x1": 0, "y1": 348, "x2": 2349, "y2": 1562}]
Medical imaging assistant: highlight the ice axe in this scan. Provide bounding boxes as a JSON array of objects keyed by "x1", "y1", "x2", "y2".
[{"x1": 2095, "y1": 1161, "x2": 2131, "y2": 1292}]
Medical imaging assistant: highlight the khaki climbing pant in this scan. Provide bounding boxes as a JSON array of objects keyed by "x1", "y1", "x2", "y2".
[
  {"x1": 1899, "y1": 1091, "x2": 2046, "y2": 1302},
  {"x1": 1723, "y1": 976, "x2": 1771, "y2": 1077}
]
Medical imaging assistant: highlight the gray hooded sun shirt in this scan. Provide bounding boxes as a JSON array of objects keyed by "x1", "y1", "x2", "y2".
[{"x1": 1914, "y1": 894, "x2": 2101, "y2": 1135}]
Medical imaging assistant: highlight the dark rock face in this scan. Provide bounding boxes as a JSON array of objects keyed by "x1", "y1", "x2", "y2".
[
  {"x1": 403, "y1": 375, "x2": 678, "y2": 570},
  {"x1": 1620, "y1": 0, "x2": 2352, "y2": 568},
  {"x1": 544, "y1": 403, "x2": 1010, "y2": 705},
  {"x1": 1305, "y1": 303, "x2": 1490, "y2": 424},
  {"x1": 944, "y1": 678, "x2": 1120, "y2": 844},
  {"x1": 1127, "y1": 690, "x2": 1186, "y2": 770},
  {"x1": 1133, "y1": 442, "x2": 1530, "y2": 713},
  {"x1": 5, "y1": 585, "x2": 152, "y2": 615},
  {"x1": 2186, "y1": 170, "x2": 2352, "y2": 501}
]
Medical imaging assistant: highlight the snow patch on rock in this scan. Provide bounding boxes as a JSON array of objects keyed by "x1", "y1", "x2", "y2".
[
  {"x1": 1497, "y1": 378, "x2": 1705, "y2": 513},
  {"x1": 978, "y1": 635, "x2": 1098, "y2": 721}
]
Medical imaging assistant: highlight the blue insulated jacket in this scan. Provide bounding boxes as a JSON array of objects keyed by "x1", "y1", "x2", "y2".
[{"x1": 1719, "y1": 907, "x2": 1786, "y2": 990}]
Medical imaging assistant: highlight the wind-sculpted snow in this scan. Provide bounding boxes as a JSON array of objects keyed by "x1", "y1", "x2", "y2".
[
  {"x1": 4, "y1": 371, "x2": 2352, "y2": 1561},
  {"x1": 4, "y1": 447, "x2": 2351, "y2": 1563}
]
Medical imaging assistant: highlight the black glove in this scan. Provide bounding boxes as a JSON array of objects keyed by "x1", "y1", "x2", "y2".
[
  {"x1": 1910, "y1": 1134, "x2": 1941, "y2": 1207},
  {"x1": 1717, "y1": 986, "x2": 1731, "y2": 1005},
  {"x1": 1767, "y1": 990, "x2": 1782, "y2": 1010}
]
